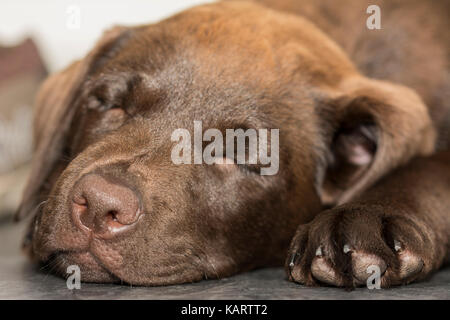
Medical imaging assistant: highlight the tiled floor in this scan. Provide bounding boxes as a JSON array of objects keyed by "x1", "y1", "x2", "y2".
[{"x1": 1, "y1": 216, "x2": 449, "y2": 300}]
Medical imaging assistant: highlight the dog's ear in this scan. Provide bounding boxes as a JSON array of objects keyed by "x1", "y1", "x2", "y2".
[
  {"x1": 15, "y1": 26, "x2": 128, "y2": 221},
  {"x1": 319, "y1": 77, "x2": 436, "y2": 206}
]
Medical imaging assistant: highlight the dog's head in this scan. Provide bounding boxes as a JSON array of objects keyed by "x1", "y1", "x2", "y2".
[{"x1": 16, "y1": 2, "x2": 435, "y2": 285}]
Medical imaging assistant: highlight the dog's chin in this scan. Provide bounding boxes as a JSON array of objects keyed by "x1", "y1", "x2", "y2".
[
  {"x1": 43, "y1": 250, "x2": 207, "y2": 286},
  {"x1": 47, "y1": 251, "x2": 120, "y2": 283}
]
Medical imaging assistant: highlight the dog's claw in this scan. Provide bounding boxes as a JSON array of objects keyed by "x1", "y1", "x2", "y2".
[
  {"x1": 394, "y1": 240, "x2": 402, "y2": 252},
  {"x1": 315, "y1": 246, "x2": 323, "y2": 257},
  {"x1": 343, "y1": 244, "x2": 352, "y2": 254},
  {"x1": 289, "y1": 252, "x2": 299, "y2": 268}
]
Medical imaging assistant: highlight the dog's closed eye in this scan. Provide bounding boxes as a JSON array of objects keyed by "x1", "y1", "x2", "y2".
[{"x1": 96, "y1": 108, "x2": 128, "y2": 131}]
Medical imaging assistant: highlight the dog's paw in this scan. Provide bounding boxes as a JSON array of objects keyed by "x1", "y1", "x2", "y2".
[{"x1": 286, "y1": 204, "x2": 440, "y2": 288}]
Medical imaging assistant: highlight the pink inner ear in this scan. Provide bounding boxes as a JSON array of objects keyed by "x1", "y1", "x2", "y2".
[
  {"x1": 347, "y1": 144, "x2": 373, "y2": 165},
  {"x1": 335, "y1": 124, "x2": 376, "y2": 167}
]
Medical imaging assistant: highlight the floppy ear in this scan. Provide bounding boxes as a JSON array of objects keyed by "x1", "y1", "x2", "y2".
[
  {"x1": 319, "y1": 77, "x2": 436, "y2": 206},
  {"x1": 15, "y1": 26, "x2": 128, "y2": 221}
]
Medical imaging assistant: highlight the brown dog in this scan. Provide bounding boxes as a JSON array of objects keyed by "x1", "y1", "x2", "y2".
[{"x1": 15, "y1": 0, "x2": 449, "y2": 287}]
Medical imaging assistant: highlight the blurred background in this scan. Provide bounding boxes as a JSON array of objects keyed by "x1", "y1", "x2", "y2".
[{"x1": 0, "y1": 0, "x2": 212, "y2": 219}]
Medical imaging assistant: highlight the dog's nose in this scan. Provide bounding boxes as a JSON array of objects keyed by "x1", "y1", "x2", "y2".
[{"x1": 71, "y1": 174, "x2": 142, "y2": 239}]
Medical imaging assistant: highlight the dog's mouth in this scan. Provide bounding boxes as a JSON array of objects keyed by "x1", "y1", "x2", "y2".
[
  {"x1": 43, "y1": 245, "x2": 208, "y2": 286},
  {"x1": 45, "y1": 250, "x2": 122, "y2": 283}
]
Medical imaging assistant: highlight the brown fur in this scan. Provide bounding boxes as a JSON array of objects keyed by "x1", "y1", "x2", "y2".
[{"x1": 16, "y1": 0, "x2": 449, "y2": 287}]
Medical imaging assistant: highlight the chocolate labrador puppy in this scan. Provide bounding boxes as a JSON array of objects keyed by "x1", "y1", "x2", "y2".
[{"x1": 16, "y1": 0, "x2": 449, "y2": 287}]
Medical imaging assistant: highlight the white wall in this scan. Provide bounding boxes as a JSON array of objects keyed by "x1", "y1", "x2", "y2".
[{"x1": 0, "y1": 0, "x2": 214, "y2": 72}]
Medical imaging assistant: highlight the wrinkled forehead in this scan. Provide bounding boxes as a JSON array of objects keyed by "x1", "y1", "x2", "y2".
[
  {"x1": 96, "y1": 2, "x2": 355, "y2": 88},
  {"x1": 83, "y1": 2, "x2": 359, "y2": 135}
]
